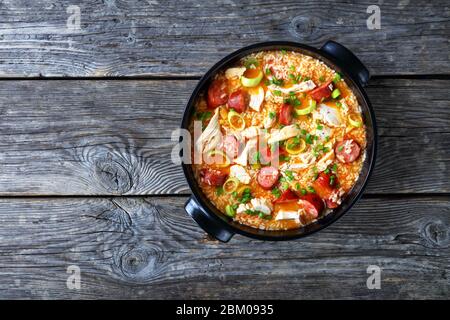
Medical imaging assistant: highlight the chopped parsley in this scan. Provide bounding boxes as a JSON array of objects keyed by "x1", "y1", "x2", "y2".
[
  {"x1": 338, "y1": 145, "x2": 344, "y2": 152},
  {"x1": 307, "y1": 186, "x2": 316, "y2": 193},
  {"x1": 265, "y1": 67, "x2": 271, "y2": 75}
]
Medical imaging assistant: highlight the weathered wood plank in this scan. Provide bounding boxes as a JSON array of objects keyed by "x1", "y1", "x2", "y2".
[
  {"x1": 0, "y1": 79, "x2": 448, "y2": 195},
  {"x1": 0, "y1": 0, "x2": 448, "y2": 77},
  {"x1": 0, "y1": 196, "x2": 448, "y2": 299}
]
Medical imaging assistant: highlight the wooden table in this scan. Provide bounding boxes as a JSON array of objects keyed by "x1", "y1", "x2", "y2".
[{"x1": 0, "y1": 0, "x2": 448, "y2": 299}]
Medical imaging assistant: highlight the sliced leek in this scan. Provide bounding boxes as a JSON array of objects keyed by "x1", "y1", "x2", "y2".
[
  {"x1": 295, "y1": 99, "x2": 316, "y2": 116},
  {"x1": 205, "y1": 149, "x2": 231, "y2": 167},
  {"x1": 236, "y1": 185, "x2": 250, "y2": 197},
  {"x1": 285, "y1": 137, "x2": 306, "y2": 155},
  {"x1": 348, "y1": 113, "x2": 363, "y2": 128},
  {"x1": 227, "y1": 109, "x2": 246, "y2": 131},
  {"x1": 223, "y1": 177, "x2": 240, "y2": 194},
  {"x1": 225, "y1": 204, "x2": 236, "y2": 218},
  {"x1": 241, "y1": 70, "x2": 263, "y2": 87}
]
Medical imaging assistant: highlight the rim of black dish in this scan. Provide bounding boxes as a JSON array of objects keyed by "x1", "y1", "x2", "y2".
[{"x1": 181, "y1": 41, "x2": 378, "y2": 241}]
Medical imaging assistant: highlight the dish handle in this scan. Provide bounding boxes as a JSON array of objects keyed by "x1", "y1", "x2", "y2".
[
  {"x1": 320, "y1": 40, "x2": 370, "y2": 87},
  {"x1": 184, "y1": 196, "x2": 235, "y2": 243}
]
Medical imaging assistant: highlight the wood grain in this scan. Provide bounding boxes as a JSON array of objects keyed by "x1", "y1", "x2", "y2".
[
  {"x1": 0, "y1": 196, "x2": 448, "y2": 299},
  {"x1": 0, "y1": 79, "x2": 448, "y2": 195},
  {"x1": 0, "y1": 0, "x2": 448, "y2": 77}
]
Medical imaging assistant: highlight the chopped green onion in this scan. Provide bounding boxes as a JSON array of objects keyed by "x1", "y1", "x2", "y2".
[
  {"x1": 271, "y1": 188, "x2": 281, "y2": 198},
  {"x1": 215, "y1": 186, "x2": 224, "y2": 196},
  {"x1": 332, "y1": 163, "x2": 338, "y2": 173},
  {"x1": 273, "y1": 90, "x2": 282, "y2": 96},
  {"x1": 331, "y1": 88, "x2": 341, "y2": 99},
  {"x1": 285, "y1": 170, "x2": 294, "y2": 182},
  {"x1": 307, "y1": 186, "x2": 316, "y2": 193},
  {"x1": 269, "y1": 76, "x2": 284, "y2": 86},
  {"x1": 333, "y1": 73, "x2": 342, "y2": 84},
  {"x1": 243, "y1": 57, "x2": 259, "y2": 69},
  {"x1": 330, "y1": 175, "x2": 336, "y2": 186}
]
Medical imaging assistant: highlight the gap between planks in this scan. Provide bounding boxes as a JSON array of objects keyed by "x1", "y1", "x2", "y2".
[
  {"x1": 0, "y1": 193, "x2": 448, "y2": 199},
  {"x1": 0, "y1": 74, "x2": 449, "y2": 81}
]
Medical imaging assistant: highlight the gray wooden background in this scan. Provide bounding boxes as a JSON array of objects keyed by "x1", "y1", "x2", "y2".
[{"x1": 0, "y1": 0, "x2": 448, "y2": 299}]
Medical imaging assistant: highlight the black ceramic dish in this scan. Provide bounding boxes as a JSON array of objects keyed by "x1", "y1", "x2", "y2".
[{"x1": 181, "y1": 40, "x2": 377, "y2": 242}]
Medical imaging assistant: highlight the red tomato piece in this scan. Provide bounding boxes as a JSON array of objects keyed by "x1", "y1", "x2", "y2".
[
  {"x1": 279, "y1": 103, "x2": 293, "y2": 125},
  {"x1": 310, "y1": 81, "x2": 333, "y2": 102},
  {"x1": 274, "y1": 189, "x2": 298, "y2": 203},
  {"x1": 313, "y1": 172, "x2": 338, "y2": 199}
]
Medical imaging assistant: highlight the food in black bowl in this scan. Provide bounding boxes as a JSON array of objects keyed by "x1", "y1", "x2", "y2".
[{"x1": 181, "y1": 41, "x2": 377, "y2": 242}]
